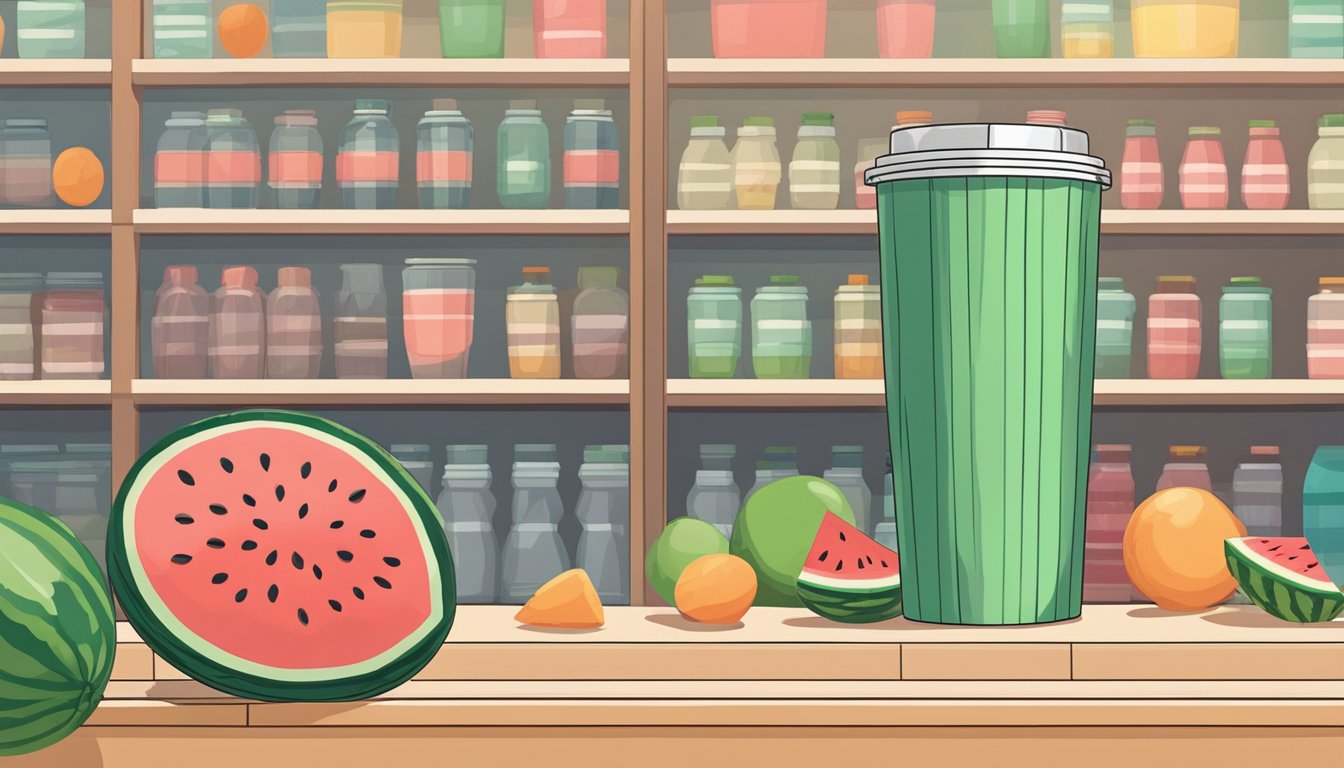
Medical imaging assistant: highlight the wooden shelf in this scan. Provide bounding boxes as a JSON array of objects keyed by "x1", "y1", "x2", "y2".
[
  {"x1": 0, "y1": 380, "x2": 111, "y2": 406},
  {"x1": 131, "y1": 58, "x2": 630, "y2": 88},
  {"x1": 0, "y1": 59, "x2": 112, "y2": 86},
  {"x1": 1094, "y1": 379, "x2": 1344, "y2": 406},
  {"x1": 667, "y1": 378, "x2": 885, "y2": 408},
  {"x1": 0, "y1": 209, "x2": 112, "y2": 234},
  {"x1": 668, "y1": 58, "x2": 1344, "y2": 88},
  {"x1": 132, "y1": 379, "x2": 630, "y2": 407},
  {"x1": 132, "y1": 208, "x2": 630, "y2": 235}
]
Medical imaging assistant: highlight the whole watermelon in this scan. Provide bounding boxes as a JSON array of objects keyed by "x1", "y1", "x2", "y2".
[{"x1": 0, "y1": 498, "x2": 115, "y2": 756}]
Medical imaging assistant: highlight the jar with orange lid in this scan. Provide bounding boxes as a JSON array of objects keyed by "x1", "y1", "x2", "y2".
[
  {"x1": 1308, "y1": 276, "x2": 1344, "y2": 379},
  {"x1": 507, "y1": 267, "x2": 561, "y2": 379},
  {"x1": 1156, "y1": 445, "x2": 1213, "y2": 493},
  {"x1": 1026, "y1": 110, "x2": 1068, "y2": 126},
  {"x1": 894, "y1": 110, "x2": 933, "y2": 130},
  {"x1": 834, "y1": 274, "x2": 881, "y2": 379}
]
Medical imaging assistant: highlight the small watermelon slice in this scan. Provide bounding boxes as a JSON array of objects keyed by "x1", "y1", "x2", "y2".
[
  {"x1": 1225, "y1": 537, "x2": 1344, "y2": 623},
  {"x1": 109, "y1": 410, "x2": 455, "y2": 701},
  {"x1": 796, "y1": 512, "x2": 902, "y2": 624}
]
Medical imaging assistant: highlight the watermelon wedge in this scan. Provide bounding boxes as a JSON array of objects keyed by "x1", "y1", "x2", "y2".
[
  {"x1": 796, "y1": 512, "x2": 902, "y2": 623},
  {"x1": 1225, "y1": 537, "x2": 1344, "y2": 623},
  {"x1": 109, "y1": 410, "x2": 455, "y2": 701}
]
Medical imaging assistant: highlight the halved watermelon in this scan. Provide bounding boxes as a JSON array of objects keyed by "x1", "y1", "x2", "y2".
[
  {"x1": 796, "y1": 512, "x2": 902, "y2": 624},
  {"x1": 109, "y1": 410, "x2": 455, "y2": 702},
  {"x1": 1225, "y1": 537, "x2": 1344, "y2": 623}
]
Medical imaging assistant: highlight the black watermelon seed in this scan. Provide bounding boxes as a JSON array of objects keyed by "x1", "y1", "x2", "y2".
[
  {"x1": 291, "y1": 552, "x2": 304, "y2": 570},
  {"x1": 265, "y1": 550, "x2": 278, "y2": 566},
  {"x1": 312, "y1": 564, "x2": 323, "y2": 580},
  {"x1": 817, "y1": 550, "x2": 829, "y2": 562},
  {"x1": 1301, "y1": 544, "x2": 1312, "y2": 550},
  {"x1": 838, "y1": 530, "x2": 846, "y2": 542},
  {"x1": 329, "y1": 520, "x2": 344, "y2": 529},
  {"x1": 881, "y1": 560, "x2": 889, "y2": 568},
  {"x1": 300, "y1": 462, "x2": 312, "y2": 479},
  {"x1": 348, "y1": 489, "x2": 367, "y2": 503},
  {"x1": 220, "y1": 457, "x2": 234, "y2": 473},
  {"x1": 373, "y1": 576, "x2": 392, "y2": 590},
  {"x1": 177, "y1": 469, "x2": 195, "y2": 486},
  {"x1": 211, "y1": 572, "x2": 229, "y2": 585},
  {"x1": 209, "y1": 504, "x2": 228, "y2": 516},
  {"x1": 383, "y1": 556, "x2": 401, "y2": 568},
  {"x1": 328, "y1": 479, "x2": 338, "y2": 493},
  {"x1": 252, "y1": 518, "x2": 269, "y2": 530},
  {"x1": 834, "y1": 559, "x2": 843, "y2": 572},
  {"x1": 298, "y1": 503, "x2": 309, "y2": 520},
  {"x1": 206, "y1": 538, "x2": 225, "y2": 549},
  {"x1": 260, "y1": 453, "x2": 271, "y2": 472},
  {"x1": 242, "y1": 494, "x2": 256, "y2": 507},
  {"x1": 857, "y1": 559, "x2": 866, "y2": 570},
  {"x1": 359, "y1": 529, "x2": 376, "y2": 539},
  {"x1": 174, "y1": 513, "x2": 194, "y2": 525},
  {"x1": 337, "y1": 550, "x2": 354, "y2": 563},
  {"x1": 241, "y1": 540, "x2": 258, "y2": 551},
  {"x1": 267, "y1": 584, "x2": 279, "y2": 603},
  {"x1": 171, "y1": 554, "x2": 192, "y2": 565},
  {"x1": 297, "y1": 608, "x2": 309, "y2": 626},
  {"x1": 275, "y1": 485, "x2": 285, "y2": 502},
  {"x1": 352, "y1": 587, "x2": 365, "y2": 600},
  {"x1": 234, "y1": 589, "x2": 247, "y2": 603},
  {"x1": 328, "y1": 600, "x2": 342, "y2": 613},
  {"x1": 866, "y1": 555, "x2": 873, "y2": 565}
]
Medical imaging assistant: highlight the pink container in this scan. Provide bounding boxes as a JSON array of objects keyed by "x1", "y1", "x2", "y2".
[
  {"x1": 877, "y1": 0, "x2": 935, "y2": 58},
  {"x1": 1241, "y1": 120, "x2": 1290, "y2": 211},
  {"x1": 1147, "y1": 276, "x2": 1201, "y2": 380},
  {"x1": 402, "y1": 258, "x2": 476, "y2": 379},
  {"x1": 1085, "y1": 445, "x2": 1135, "y2": 604},
  {"x1": 1179, "y1": 127, "x2": 1229, "y2": 210},
  {"x1": 1308, "y1": 278, "x2": 1344, "y2": 379},
  {"x1": 1120, "y1": 118, "x2": 1163, "y2": 210},
  {"x1": 711, "y1": 0, "x2": 827, "y2": 58},
  {"x1": 209, "y1": 266, "x2": 266, "y2": 380},
  {"x1": 534, "y1": 0, "x2": 607, "y2": 58}
]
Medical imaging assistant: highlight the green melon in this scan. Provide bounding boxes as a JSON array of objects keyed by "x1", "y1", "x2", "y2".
[
  {"x1": 646, "y1": 517, "x2": 729, "y2": 606},
  {"x1": 731, "y1": 476, "x2": 855, "y2": 606}
]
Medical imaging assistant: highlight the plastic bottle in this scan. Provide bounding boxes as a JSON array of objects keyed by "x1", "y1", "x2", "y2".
[
  {"x1": 992, "y1": 0, "x2": 1051, "y2": 58},
  {"x1": 751, "y1": 275, "x2": 811, "y2": 379},
  {"x1": 1061, "y1": 0, "x2": 1113, "y2": 57},
  {"x1": 1233, "y1": 446, "x2": 1283, "y2": 537},
  {"x1": 1147, "y1": 275, "x2": 1201, "y2": 380},
  {"x1": 338, "y1": 99, "x2": 400, "y2": 210},
  {"x1": 204, "y1": 109, "x2": 261, "y2": 210},
  {"x1": 269, "y1": 110, "x2": 324, "y2": 210},
  {"x1": 154, "y1": 111, "x2": 208, "y2": 209},
  {"x1": 1120, "y1": 119, "x2": 1163, "y2": 210},
  {"x1": 151, "y1": 265, "x2": 209, "y2": 379},
  {"x1": 1095, "y1": 277, "x2": 1136, "y2": 379},
  {"x1": 789, "y1": 112, "x2": 840, "y2": 210},
  {"x1": 1084, "y1": 444, "x2": 1135, "y2": 603},
  {"x1": 1219, "y1": 276, "x2": 1272, "y2": 380},
  {"x1": 389, "y1": 444, "x2": 434, "y2": 495},
  {"x1": 152, "y1": 0, "x2": 212, "y2": 59},
  {"x1": 498, "y1": 100, "x2": 551, "y2": 209},
  {"x1": 0, "y1": 274, "x2": 41, "y2": 381},
  {"x1": 39, "y1": 272, "x2": 105, "y2": 380},
  {"x1": 334, "y1": 264, "x2": 388, "y2": 379},
  {"x1": 1180, "y1": 126, "x2": 1229, "y2": 210},
  {"x1": 1290, "y1": 0, "x2": 1344, "y2": 58},
  {"x1": 1241, "y1": 120, "x2": 1290, "y2": 211},
  {"x1": 327, "y1": 0, "x2": 403, "y2": 58},
  {"x1": 744, "y1": 446, "x2": 799, "y2": 504},
  {"x1": 533, "y1": 0, "x2": 607, "y2": 58},
  {"x1": 501, "y1": 444, "x2": 569, "y2": 603},
  {"x1": 417, "y1": 99, "x2": 473, "y2": 210},
  {"x1": 873, "y1": 451, "x2": 898, "y2": 546},
  {"x1": 439, "y1": 0, "x2": 506, "y2": 58},
  {"x1": 877, "y1": 0, "x2": 935, "y2": 58},
  {"x1": 271, "y1": 0, "x2": 327, "y2": 58},
  {"x1": 402, "y1": 258, "x2": 475, "y2": 379},
  {"x1": 17, "y1": 0, "x2": 85, "y2": 58},
  {"x1": 687, "y1": 275, "x2": 743, "y2": 379},
  {"x1": 0, "y1": 119, "x2": 53, "y2": 207},
  {"x1": 1308, "y1": 113, "x2": 1344, "y2": 210},
  {"x1": 834, "y1": 275, "x2": 882, "y2": 379},
  {"x1": 1156, "y1": 445, "x2": 1213, "y2": 492},
  {"x1": 209, "y1": 266, "x2": 266, "y2": 379},
  {"x1": 563, "y1": 99, "x2": 620, "y2": 210},
  {"x1": 1308, "y1": 277, "x2": 1344, "y2": 379},
  {"x1": 686, "y1": 444, "x2": 740, "y2": 538},
  {"x1": 823, "y1": 446, "x2": 871, "y2": 536},
  {"x1": 571, "y1": 266, "x2": 628, "y2": 379},
  {"x1": 677, "y1": 116, "x2": 733, "y2": 211},
  {"x1": 575, "y1": 445, "x2": 631, "y2": 604},
  {"x1": 438, "y1": 444, "x2": 499, "y2": 604},
  {"x1": 507, "y1": 267, "x2": 561, "y2": 379},
  {"x1": 265, "y1": 267, "x2": 322, "y2": 379},
  {"x1": 732, "y1": 117, "x2": 782, "y2": 210}
]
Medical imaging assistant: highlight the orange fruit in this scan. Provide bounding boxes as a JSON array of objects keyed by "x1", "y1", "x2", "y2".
[
  {"x1": 51, "y1": 147, "x2": 105, "y2": 208},
  {"x1": 515, "y1": 569, "x2": 604, "y2": 629},
  {"x1": 1123, "y1": 487, "x2": 1247, "y2": 612},
  {"x1": 218, "y1": 3, "x2": 269, "y2": 59},
  {"x1": 674, "y1": 553, "x2": 757, "y2": 624}
]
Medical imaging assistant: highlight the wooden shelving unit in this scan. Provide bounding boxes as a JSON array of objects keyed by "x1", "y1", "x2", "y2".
[
  {"x1": 131, "y1": 57, "x2": 631, "y2": 87},
  {"x1": 0, "y1": 209, "x2": 113, "y2": 234},
  {"x1": 131, "y1": 379, "x2": 630, "y2": 407},
  {"x1": 0, "y1": 381, "x2": 112, "y2": 406},
  {"x1": 0, "y1": 59, "x2": 113, "y2": 86},
  {"x1": 132, "y1": 208, "x2": 631, "y2": 235}
]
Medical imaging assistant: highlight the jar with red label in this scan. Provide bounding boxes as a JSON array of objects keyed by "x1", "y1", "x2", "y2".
[
  {"x1": 338, "y1": 99, "x2": 400, "y2": 210},
  {"x1": 417, "y1": 99, "x2": 473, "y2": 210},
  {"x1": 564, "y1": 99, "x2": 620, "y2": 209},
  {"x1": 204, "y1": 108, "x2": 261, "y2": 210},
  {"x1": 40, "y1": 272, "x2": 106, "y2": 381},
  {"x1": 1241, "y1": 119, "x2": 1290, "y2": 210},
  {"x1": 1120, "y1": 118, "x2": 1163, "y2": 210},
  {"x1": 1179, "y1": 126, "x2": 1229, "y2": 210},
  {"x1": 1147, "y1": 275, "x2": 1202, "y2": 380},
  {"x1": 268, "y1": 109, "x2": 323, "y2": 210},
  {"x1": 154, "y1": 111, "x2": 207, "y2": 208}
]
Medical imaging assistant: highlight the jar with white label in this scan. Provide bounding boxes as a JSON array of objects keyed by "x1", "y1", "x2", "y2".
[
  {"x1": 789, "y1": 112, "x2": 840, "y2": 210},
  {"x1": 732, "y1": 116, "x2": 781, "y2": 210},
  {"x1": 677, "y1": 116, "x2": 732, "y2": 210}
]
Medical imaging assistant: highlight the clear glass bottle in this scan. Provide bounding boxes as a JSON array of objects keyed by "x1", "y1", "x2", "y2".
[
  {"x1": 265, "y1": 266, "x2": 322, "y2": 379},
  {"x1": 1120, "y1": 119, "x2": 1163, "y2": 210},
  {"x1": 677, "y1": 116, "x2": 732, "y2": 211},
  {"x1": 338, "y1": 99, "x2": 400, "y2": 210},
  {"x1": 209, "y1": 266, "x2": 266, "y2": 379},
  {"x1": 732, "y1": 116, "x2": 782, "y2": 211},
  {"x1": 152, "y1": 0, "x2": 212, "y2": 59},
  {"x1": 154, "y1": 111, "x2": 208, "y2": 209},
  {"x1": 40, "y1": 272, "x2": 105, "y2": 380},
  {"x1": 334, "y1": 264, "x2": 388, "y2": 379},
  {"x1": 751, "y1": 275, "x2": 811, "y2": 379},
  {"x1": 17, "y1": 0, "x2": 85, "y2": 58},
  {"x1": 391, "y1": 443, "x2": 434, "y2": 495},
  {"x1": 823, "y1": 446, "x2": 871, "y2": 536},
  {"x1": 417, "y1": 99, "x2": 473, "y2": 210},
  {"x1": 789, "y1": 112, "x2": 840, "y2": 210},
  {"x1": 563, "y1": 99, "x2": 620, "y2": 210},
  {"x1": 498, "y1": 100, "x2": 551, "y2": 209},
  {"x1": 151, "y1": 265, "x2": 209, "y2": 379},
  {"x1": 1233, "y1": 446, "x2": 1283, "y2": 537},
  {"x1": 269, "y1": 109, "x2": 324, "y2": 210},
  {"x1": 575, "y1": 444, "x2": 630, "y2": 604},
  {"x1": 271, "y1": 0, "x2": 328, "y2": 58},
  {"x1": 873, "y1": 451, "x2": 898, "y2": 547},
  {"x1": 0, "y1": 273, "x2": 41, "y2": 381},
  {"x1": 0, "y1": 118, "x2": 53, "y2": 207},
  {"x1": 1219, "y1": 276, "x2": 1272, "y2": 380},
  {"x1": 1308, "y1": 277, "x2": 1344, "y2": 379},
  {"x1": 744, "y1": 446, "x2": 800, "y2": 504},
  {"x1": 686, "y1": 444, "x2": 740, "y2": 539},
  {"x1": 501, "y1": 443, "x2": 569, "y2": 603},
  {"x1": 1061, "y1": 0, "x2": 1113, "y2": 58},
  {"x1": 204, "y1": 109, "x2": 261, "y2": 210},
  {"x1": 1095, "y1": 277, "x2": 1136, "y2": 379},
  {"x1": 571, "y1": 266, "x2": 628, "y2": 379},
  {"x1": 439, "y1": 444, "x2": 499, "y2": 604},
  {"x1": 507, "y1": 267, "x2": 561, "y2": 379},
  {"x1": 687, "y1": 275, "x2": 742, "y2": 379},
  {"x1": 1309, "y1": 113, "x2": 1344, "y2": 210}
]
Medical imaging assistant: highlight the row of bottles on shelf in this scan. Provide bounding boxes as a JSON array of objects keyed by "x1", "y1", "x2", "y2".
[
  {"x1": 151, "y1": 262, "x2": 629, "y2": 380},
  {"x1": 154, "y1": 99, "x2": 620, "y2": 211},
  {"x1": 0, "y1": 273, "x2": 106, "y2": 381},
  {"x1": 687, "y1": 273, "x2": 881, "y2": 380},
  {"x1": 150, "y1": 0, "x2": 609, "y2": 60},
  {"x1": 0, "y1": 442, "x2": 113, "y2": 567},
  {"x1": 1097, "y1": 275, "x2": 1344, "y2": 380}
]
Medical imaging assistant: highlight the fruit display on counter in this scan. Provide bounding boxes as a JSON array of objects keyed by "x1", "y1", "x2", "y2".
[
  {"x1": 515, "y1": 569, "x2": 605, "y2": 629},
  {"x1": 1123, "y1": 487, "x2": 1247, "y2": 611},
  {"x1": 1225, "y1": 537, "x2": 1344, "y2": 623},
  {"x1": 0, "y1": 498, "x2": 115, "y2": 757},
  {"x1": 646, "y1": 516, "x2": 730, "y2": 606},
  {"x1": 796, "y1": 512, "x2": 902, "y2": 624},
  {"x1": 730, "y1": 475, "x2": 855, "y2": 607},
  {"x1": 108, "y1": 410, "x2": 456, "y2": 702},
  {"x1": 674, "y1": 553, "x2": 757, "y2": 624}
]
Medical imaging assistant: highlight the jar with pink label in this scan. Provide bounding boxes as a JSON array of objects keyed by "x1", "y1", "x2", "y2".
[
  {"x1": 877, "y1": 0, "x2": 935, "y2": 58},
  {"x1": 1120, "y1": 118, "x2": 1163, "y2": 210},
  {"x1": 268, "y1": 110, "x2": 324, "y2": 210},
  {"x1": 266, "y1": 267, "x2": 322, "y2": 379},
  {"x1": 1179, "y1": 126, "x2": 1229, "y2": 210},
  {"x1": 1241, "y1": 119, "x2": 1290, "y2": 210},
  {"x1": 402, "y1": 258, "x2": 475, "y2": 379},
  {"x1": 39, "y1": 272, "x2": 105, "y2": 381},
  {"x1": 571, "y1": 266, "x2": 628, "y2": 379},
  {"x1": 534, "y1": 0, "x2": 606, "y2": 58},
  {"x1": 1085, "y1": 444, "x2": 1134, "y2": 603},
  {"x1": 209, "y1": 266, "x2": 265, "y2": 379},
  {"x1": 151, "y1": 265, "x2": 209, "y2": 379},
  {"x1": 564, "y1": 99, "x2": 620, "y2": 209},
  {"x1": 1147, "y1": 275, "x2": 1201, "y2": 379},
  {"x1": 1308, "y1": 277, "x2": 1344, "y2": 379},
  {"x1": 338, "y1": 99, "x2": 400, "y2": 210},
  {"x1": 711, "y1": 0, "x2": 827, "y2": 58}
]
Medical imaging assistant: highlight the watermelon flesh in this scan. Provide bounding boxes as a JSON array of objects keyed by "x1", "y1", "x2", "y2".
[
  {"x1": 1225, "y1": 537, "x2": 1344, "y2": 623},
  {"x1": 796, "y1": 512, "x2": 902, "y2": 623},
  {"x1": 111, "y1": 410, "x2": 455, "y2": 701}
]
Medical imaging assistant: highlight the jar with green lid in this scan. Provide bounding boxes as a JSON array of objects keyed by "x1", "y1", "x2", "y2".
[
  {"x1": 789, "y1": 112, "x2": 840, "y2": 210},
  {"x1": 687, "y1": 275, "x2": 742, "y2": 378},
  {"x1": 1219, "y1": 276, "x2": 1272, "y2": 379},
  {"x1": 751, "y1": 275, "x2": 812, "y2": 379},
  {"x1": 732, "y1": 116, "x2": 781, "y2": 210},
  {"x1": 677, "y1": 116, "x2": 732, "y2": 211},
  {"x1": 1095, "y1": 277, "x2": 1136, "y2": 379},
  {"x1": 498, "y1": 100, "x2": 551, "y2": 209},
  {"x1": 1309, "y1": 113, "x2": 1344, "y2": 210}
]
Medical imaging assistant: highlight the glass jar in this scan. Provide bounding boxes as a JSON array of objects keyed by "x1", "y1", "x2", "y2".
[
  {"x1": 1308, "y1": 113, "x2": 1344, "y2": 210},
  {"x1": 271, "y1": 0, "x2": 328, "y2": 58},
  {"x1": 507, "y1": 267, "x2": 561, "y2": 379},
  {"x1": 571, "y1": 266, "x2": 628, "y2": 379},
  {"x1": 732, "y1": 116, "x2": 782, "y2": 211},
  {"x1": 687, "y1": 275, "x2": 743, "y2": 379},
  {"x1": 1085, "y1": 444, "x2": 1135, "y2": 603},
  {"x1": 1147, "y1": 275, "x2": 1201, "y2": 380},
  {"x1": 1290, "y1": 0, "x2": 1344, "y2": 58},
  {"x1": 1157, "y1": 445, "x2": 1213, "y2": 492},
  {"x1": 575, "y1": 445, "x2": 631, "y2": 604},
  {"x1": 1233, "y1": 446, "x2": 1283, "y2": 537},
  {"x1": 152, "y1": 0, "x2": 212, "y2": 59},
  {"x1": 0, "y1": 118, "x2": 53, "y2": 208},
  {"x1": 0, "y1": 273, "x2": 41, "y2": 381},
  {"x1": 502, "y1": 443, "x2": 569, "y2": 603},
  {"x1": 1061, "y1": 0, "x2": 1113, "y2": 58},
  {"x1": 154, "y1": 111, "x2": 207, "y2": 209},
  {"x1": 688, "y1": 444, "x2": 740, "y2": 538},
  {"x1": 534, "y1": 0, "x2": 607, "y2": 58},
  {"x1": 439, "y1": 0, "x2": 506, "y2": 57},
  {"x1": 1241, "y1": 120, "x2": 1290, "y2": 211},
  {"x1": 992, "y1": 0, "x2": 1050, "y2": 58},
  {"x1": 1219, "y1": 276, "x2": 1272, "y2": 380},
  {"x1": 417, "y1": 99, "x2": 473, "y2": 210},
  {"x1": 1095, "y1": 277, "x2": 1136, "y2": 379},
  {"x1": 402, "y1": 258, "x2": 476, "y2": 379},
  {"x1": 327, "y1": 0, "x2": 403, "y2": 57},
  {"x1": 855, "y1": 138, "x2": 886, "y2": 210},
  {"x1": 751, "y1": 275, "x2": 811, "y2": 379},
  {"x1": 1132, "y1": 0, "x2": 1240, "y2": 58},
  {"x1": 834, "y1": 274, "x2": 882, "y2": 380},
  {"x1": 788, "y1": 112, "x2": 840, "y2": 210},
  {"x1": 1308, "y1": 277, "x2": 1344, "y2": 379},
  {"x1": 439, "y1": 444, "x2": 499, "y2": 603},
  {"x1": 710, "y1": 0, "x2": 828, "y2": 58},
  {"x1": 1120, "y1": 119, "x2": 1163, "y2": 210},
  {"x1": 390, "y1": 443, "x2": 434, "y2": 494},
  {"x1": 677, "y1": 116, "x2": 732, "y2": 211},
  {"x1": 1179, "y1": 126, "x2": 1228, "y2": 210},
  {"x1": 745, "y1": 447, "x2": 800, "y2": 503},
  {"x1": 204, "y1": 109, "x2": 260, "y2": 210},
  {"x1": 151, "y1": 265, "x2": 209, "y2": 379},
  {"x1": 334, "y1": 264, "x2": 388, "y2": 379},
  {"x1": 877, "y1": 0, "x2": 935, "y2": 58},
  {"x1": 269, "y1": 109, "x2": 324, "y2": 210},
  {"x1": 1304, "y1": 446, "x2": 1344, "y2": 580},
  {"x1": 497, "y1": 100, "x2": 551, "y2": 209},
  {"x1": 17, "y1": 0, "x2": 85, "y2": 58},
  {"x1": 823, "y1": 446, "x2": 871, "y2": 535},
  {"x1": 338, "y1": 99, "x2": 400, "y2": 210},
  {"x1": 266, "y1": 266, "x2": 322, "y2": 379},
  {"x1": 209, "y1": 266, "x2": 265, "y2": 379},
  {"x1": 40, "y1": 271, "x2": 105, "y2": 380},
  {"x1": 564, "y1": 99, "x2": 620, "y2": 210}
]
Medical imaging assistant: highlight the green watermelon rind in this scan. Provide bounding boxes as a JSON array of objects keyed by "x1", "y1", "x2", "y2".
[
  {"x1": 0, "y1": 497, "x2": 116, "y2": 756},
  {"x1": 796, "y1": 579, "x2": 903, "y2": 624},
  {"x1": 109, "y1": 410, "x2": 456, "y2": 703},
  {"x1": 1224, "y1": 538, "x2": 1344, "y2": 624}
]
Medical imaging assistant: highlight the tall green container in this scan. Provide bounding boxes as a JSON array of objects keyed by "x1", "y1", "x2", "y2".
[{"x1": 865, "y1": 123, "x2": 1111, "y2": 625}]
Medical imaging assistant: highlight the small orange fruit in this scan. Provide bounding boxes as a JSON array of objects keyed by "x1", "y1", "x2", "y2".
[
  {"x1": 675, "y1": 553, "x2": 757, "y2": 624},
  {"x1": 1124, "y1": 487, "x2": 1247, "y2": 612},
  {"x1": 52, "y1": 147, "x2": 105, "y2": 208},
  {"x1": 218, "y1": 3, "x2": 269, "y2": 59}
]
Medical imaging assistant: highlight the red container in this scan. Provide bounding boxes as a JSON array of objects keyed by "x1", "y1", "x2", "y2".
[
  {"x1": 1179, "y1": 127, "x2": 1229, "y2": 210},
  {"x1": 1120, "y1": 119, "x2": 1163, "y2": 210},
  {"x1": 1147, "y1": 275, "x2": 1201, "y2": 380},
  {"x1": 1241, "y1": 120, "x2": 1290, "y2": 210},
  {"x1": 534, "y1": 0, "x2": 607, "y2": 58},
  {"x1": 876, "y1": 0, "x2": 935, "y2": 58},
  {"x1": 1084, "y1": 445, "x2": 1135, "y2": 604},
  {"x1": 711, "y1": 0, "x2": 827, "y2": 58}
]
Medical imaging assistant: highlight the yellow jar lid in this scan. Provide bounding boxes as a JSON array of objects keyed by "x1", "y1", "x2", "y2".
[
  {"x1": 847, "y1": 274, "x2": 870, "y2": 286},
  {"x1": 1169, "y1": 445, "x2": 1207, "y2": 458},
  {"x1": 1320, "y1": 277, "x2": 1344, "y2": 287}
]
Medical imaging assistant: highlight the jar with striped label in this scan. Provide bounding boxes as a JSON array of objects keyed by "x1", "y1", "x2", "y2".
[
  {"x1": 855, "y1": 138, "x2": 886, "y2": 210},
  {"x1": 0, "y1": 119, "x2": 52, "y2": 207},
  {"x1": 151, "y1": 265, "x2": 209, "y2": 379},
  {"x1": 1219, "y1": 276, "x2": 1272, "y2": 380},
  {"x1": 571, "y1": 266, "x2": 628, "y2": 379},
  {"x1": 1147, "y1": 275, "x2": 1201, "y2": 380},
  {"x1": 209, "y1": 266, "x2": 266, "y2": 379},
  {"x1": 40, "y1": 271, "x2": 104, "y2": 380},
  {"x1": 334, "y1": 264, "x2": 388, "y2": 379},
  {"x1": 1084, "y1": 444, "x2": 1134, "y2": 603},
  {"x1": 789, "y1": 112, "x2": 840, "y2": 210},
  {"x1": 271, "y1": 0, "x2": 327, "y2": 58},
  {"x1": 1061, "y1": 0, "x2": 1114, "y2": 58},
  {"x1": 1095, "y1": 277, "x2": 1136, "y2": 379},
  {"x1": 732, "y1": 116, "x2": 781, "y2": 210},
  {"x1": 152, "y1": 0, "x2": 212, "y2": 59},
  {"x1": 16, "y1": 0, "x2": 85, "y2": 58},
  {"x1": 563, "y1": 99, "x2": 620, "y2": 209},
  {"x1": 417, "y1": 99, "x2": 473, "y2": 210},
  {"x1": 1241, "y1": 120, "x2": 1290, "y2": 210},
  {"x1": 154, "y1": 111, "x2": 207, "y2": 208},
  {"x1": 338, "y1": 99, "x2": 400, "y2": 210},
  {"x1": 687, "y1": 275, "x2": 742, "y2": 379},
  {"x1": 266, "y1": 267, "x2": 322, "y2": 379},
  {"x1": 1308, "y1": 113, "x2": 1344, "y2": 210},
  {"x1": 1179, "y1": 126, "x2": 1228, "y2": 210},
  {"x1": 0, "y1": 274, "x2": 41, "y2": 381},
  {"x1": 1120, "y1": 119, "x2": 1163, "y2": 210},
  {"x1": 751, "y1": 275, "x2": 811, "y2": 379},
  {"x1": 269, "y1": 110, "x2": 324, "y2": 210},
  {"x1": 402, "y1": 258, "x2": 475, "y2": 379},
  {"x1": 204, "y1": 109, "x2": 261, "y2": 210},
  {"x1": 677, "y1": 116, "x2": 732, "y2": 211},
  {"x1": 507, "y1": 267, "x2": 562, "y2": 379},
  {"x1": 497, "y1": 100, "x2": 551, "y2": 209},
  {"x1": 834, "y1": 274, "x2": 882, "y2": 379},
  {"x1": 1308, "y1": 277, "x2": 1344, "y2": 379},
  {"x1": 1290, "y1": 0, "x2": 1344, "y2": 58}
]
